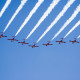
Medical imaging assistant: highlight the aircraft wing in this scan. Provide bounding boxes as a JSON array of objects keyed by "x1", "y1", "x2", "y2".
[
  {"x1": 77, "y1": 41, "x2": 79, "y2": 43},
  {"x1": 56, "y1": 41, "x2": 59, "y2": 42},
  {"x1": 3, "y1": 36, "x2": 7, "y2": 37},
  {"x1": 35, "y1": 46, "x2": 39, "y2": 47},
  {"x1": 18, "y1": 42, "x2": 22, "y2": 43},
  {"x1": 15, "y1": 39, "x2": 18, "y2": 41},
  {"x1": 42, "y1": 44, "x2": 46, "y2": 45},
  {"x1": 8, "y1": 39, "x2": 12, "y2": 40},
  {"x1": 25, "y1": 43, "x2": 29, "y2": 44},
  {"x1": 49, "y1": 44, "x2": 53, "y2": 45},
  {"x1": 29, "y1": 45, "x2": 32, "y2": 47}
]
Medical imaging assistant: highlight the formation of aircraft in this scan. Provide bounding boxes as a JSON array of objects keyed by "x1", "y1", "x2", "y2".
[
  {"x1": 18, "y1": 39, "x2": 29, "y2": 45},
  {"x1": 7, "y1": 36, "x2": 18, "y2": 42},
  {"x1": 69, "y1": 38, "x2": 79, "y2": 44},
  {"x1": 42, "y1": 41, "x2": 53, "y2": 46},
  {"x1": 0, "y1": 33, "x2": 80, "y2": 48},
  {"x1": 29, "y1": 42, "x2": 39, "y2": 48},
  {"x1": 56, "y1": 38, "x2": 66, "y2": 44},
  {"x1": 0, "y1": 32, "x2": 7, "y2": 38}
]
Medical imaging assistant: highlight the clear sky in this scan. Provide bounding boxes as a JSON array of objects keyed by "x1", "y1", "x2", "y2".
[{"x1": 0, "y1": 0, "x2": 80, "y2": 80}]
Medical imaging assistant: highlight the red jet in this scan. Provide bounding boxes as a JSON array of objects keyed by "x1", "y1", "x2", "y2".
[
  {"x1": 7, "y1": 36, "x2": 18, "y2": 42},
  {"x1": 42, "y1": 41, "x2": 53, "y2": 46},
  {"x1": 18, "y1": 39, "x2": 29, "y2": 45},
  {"x1": 29, "y1": 42, "x2": 39, "y2": 48},
  {"x1": 56, "y1": 38, "x2": 66, "y2": 44},
  {"x1": 0, "y1": 32, "x2": 7, "y2": 38},
  {"x1": 69, "y1": 38, "x2": 79, "y2": 44}
]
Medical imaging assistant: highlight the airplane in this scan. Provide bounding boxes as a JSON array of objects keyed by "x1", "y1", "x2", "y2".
[
  {"x1": 0, "y1": 32, "x2": 7, "y2": 38},
  {"x1": 42, "y1": 41, "x2": 53, "y2": 46},
  {"x1": 7, "y1": 36, "x2": 18, "y2": 42},
  {"x1": 18, "y1": 39, "x2": 29, "y2": 45},
  {"x1": 69, "y1": 38, "x2": 79, "y2": 44},
  {"x1": 29, "y1": 42, "x2": 39, "y2": 48},
  {"x1": 56, "y1": 38, "x2": 66, "y2": 44}
]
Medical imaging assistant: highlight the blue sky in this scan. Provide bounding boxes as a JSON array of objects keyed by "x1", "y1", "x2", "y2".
[{"x1": 0, "y1": 0, "x2": 80, "y2": 80}]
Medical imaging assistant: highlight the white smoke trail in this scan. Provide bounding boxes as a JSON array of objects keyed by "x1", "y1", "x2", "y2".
[
  {"x1": 64, "y1": 20, "x2": 80, "y2": 38},
  {"x1": 26, "y1": 0, "x2": 60, "y2": 40},
  {"x1": 0, "y1": 0, "x2": 11, "y2": 17},
  {"x1": 15, "y1": 0, "x2": 44, "y2": 36},
  {"x1": 77, "y1": 35, "x2": 80, "y2": 39},
  {"x1": 3, "y1": 0, "x2": 27, "y2": 32},
  {"x1": 36, "y1": 0, "x2": 75, "y2": 43},
  {"x1": 51, "y1": 4, "x2": 80, "y2": 41}
]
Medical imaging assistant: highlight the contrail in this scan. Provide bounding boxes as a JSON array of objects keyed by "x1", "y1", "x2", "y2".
[
  {"x1": 0, "y1": 0, "x2": 11, "y2": 17},
  {"x1": 15, "y1": 0, "x2": 44, "y2": 36},
  {"x1": 36, "y1": 0, "x2": 75, "y2": 43},
  {"x1": 64, "y1": 20, "x2": 80, "y2": 38},
  {"x1": 51, "y1": 4, "x2": 80, "y2": 41},
  {"x1": 26, "y1": 0, "x2": 60, "y2": 40},
  {"x1": 3, "y1": 0, "x2": 27, "y2": 32},
  {"x1": 77, "y1": 35, "x2": 80, "y2": 39}
]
